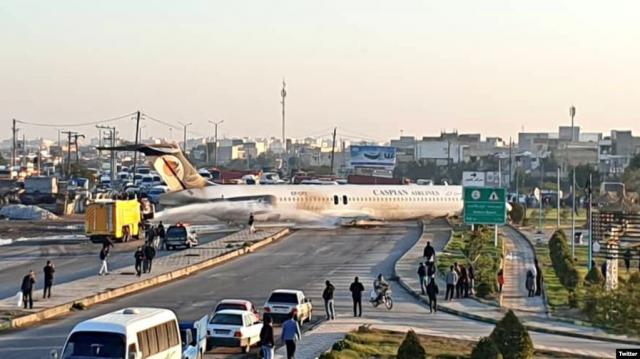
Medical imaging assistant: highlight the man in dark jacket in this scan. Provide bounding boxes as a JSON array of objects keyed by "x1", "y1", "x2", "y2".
[
  {"x1": 349, "y1": 277, "x2": 365, "y2": 317},
  {"x1": 156, "y1": 221, "x2": 166, "y2": 249},
  {"x1": 21, "y1": 270, "x2": 35, "y2": 309},
  {"x1": 426, "y1": 278, "x2": 439, "y2": 313},
  {"x1": 322, "y1": 280, "x2": 336, "y2": 320},
  {"x1": 417, "y1": 262, "x2": 427, "y2": 294},
  {"x1": 143, "y1": 243, "x2": 156, "y2": 273},
  {"x1": 259, "y1": 315, "x2": 275, "y2": 359},
  {"x1": 423, "y1": 241, "x2": 435, "y2": 263},
  {"x1": 534, "y1": 258, "x2": 543, "y2": 296},
  {"x1": 43, "y1": 261, "x2": 55, "y2": 299},
  {"x1": 134, "y1": 247, "x2": 144, "y2": 277}
]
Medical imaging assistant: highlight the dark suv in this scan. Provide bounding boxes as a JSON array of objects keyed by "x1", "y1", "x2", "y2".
[{"x1": 165, "y1": 223, "x2": 199, "y2": 250}]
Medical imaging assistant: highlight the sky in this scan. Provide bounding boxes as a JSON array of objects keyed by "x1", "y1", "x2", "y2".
[{"x1": 1, "y1": 0, "x2": 640, "y2": 143}]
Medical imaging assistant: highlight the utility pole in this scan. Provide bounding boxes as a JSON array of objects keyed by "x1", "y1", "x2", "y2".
[
  {"x1": 330, "y1": 127, "x2": 337, "y2": 175},
  {"x1": 588, "y1": 172, "x2": 593, "y2": 270},
  {"x1": 179, "y1": 122, "x2": 192, "y2": 153},
  {"x1": 571, "y1": 168, "x2": 576, "y2": 259},
  {"x1": 557, "y1": 166, "x2": 561, "y2": 229},
  {"x1": 98, "y1": 125, "x2": 117, "y2": 181},
  {"x1": 72, "y1": 133, "x2": 85, "y2": 166},
  {"x1": 281, "y1": 79, "x2": 287, "y2": 154},
  {"x1": 538, "y1": 162, "x2": 544, "y2": 233},
  {"x1": 61, "y1": 130, "x2": 75, "y2": 178},
  {"x1": 208, "y1": 120, "x2": 224, "y2": 167},
  {"x1": 509, "y1": 137, "x2": 513, "y2": 190},
  {"x1": 132, "y1": 111, "x2": 141, "y2": 176},
  {"x1": 11, "y1": 119, "x2": 18, "y2": 170}
]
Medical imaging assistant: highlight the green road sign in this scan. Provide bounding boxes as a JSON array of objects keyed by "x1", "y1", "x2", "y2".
[{"x1": 464, "y1": 187, "x2": 507, "y2": 225}]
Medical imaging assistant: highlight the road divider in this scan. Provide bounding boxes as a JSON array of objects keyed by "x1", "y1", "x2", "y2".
[{"x1": 3, "y1": 227, "x2": 290, "y2": 329}]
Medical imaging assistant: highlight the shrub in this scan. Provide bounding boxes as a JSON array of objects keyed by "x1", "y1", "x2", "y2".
[
  {"x1": 489, "y1": 310, "x2": 534, "y2": 359},
  {"x1": 471, "y1": 337, "x2": 503, "y2": 359},
  {"x1": 331, "y1": 339, "x2": 348, "y2": 351},
  {"x1": 397, "y1": 330, "x2": 426, "y2": 359},
  {"x1": 584, "y1": 266, "x2": 604, "y2": 286},
  {"x1": 548, "y1": 230, "x2": 579, "y2": 292},
  {"x1": 476, "y1": 279, "x2": 495, "y2": 299},
  {"x1": 509, "y1": 203, "x2": 525, "y2": 225}
]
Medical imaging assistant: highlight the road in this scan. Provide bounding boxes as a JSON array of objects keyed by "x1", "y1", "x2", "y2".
[
  {"x1": 0, "y1": 222, "x2": 628, "y2": 359},
  {"x1": 0, "y1": 230, "x2": 233, "y2": 299}
]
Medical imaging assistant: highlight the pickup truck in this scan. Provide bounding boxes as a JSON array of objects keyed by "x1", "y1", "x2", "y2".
[
  {"x1": 180, "y1": 315, "x2": 207, "y2": 359},
  {"x1": 263, "y1": 289, "x2": 313, "y2": 324}
]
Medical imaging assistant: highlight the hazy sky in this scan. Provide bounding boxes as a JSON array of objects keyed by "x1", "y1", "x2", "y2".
[{"x1": 1, "y1": 0, "x2": 639, "y2": 143}]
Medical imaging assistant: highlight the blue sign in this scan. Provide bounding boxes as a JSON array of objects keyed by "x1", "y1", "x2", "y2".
[{"x1": 350, "y1": 146, "x2": 396, "y2": 168}]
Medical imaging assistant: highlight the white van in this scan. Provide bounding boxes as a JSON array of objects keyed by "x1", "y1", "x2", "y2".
[{"x1": 56, "y1": 307, "x2": 181, "y2": 359}]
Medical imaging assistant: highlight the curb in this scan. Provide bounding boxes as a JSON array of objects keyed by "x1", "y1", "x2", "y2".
[
  {"x1": 9, "y1": 228, "x2": 290, "y2": 329},
  {"x1": 393, "y1": 224, "x2": 640, "y2": 347}
]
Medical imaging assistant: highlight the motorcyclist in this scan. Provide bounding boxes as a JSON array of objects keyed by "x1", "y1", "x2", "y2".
[{"x1": 373, "y1": 274, "x2": 389, "y2": 303}]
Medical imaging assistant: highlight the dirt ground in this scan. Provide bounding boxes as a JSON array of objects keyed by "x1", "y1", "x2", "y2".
[{"x1": 0, "y1": 215, "x2": 84, "y2": 239}]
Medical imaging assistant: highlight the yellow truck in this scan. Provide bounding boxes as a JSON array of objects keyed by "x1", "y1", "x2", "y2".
[{"x1": 85, "y1": 199, "x2": 142, "y2": 243}]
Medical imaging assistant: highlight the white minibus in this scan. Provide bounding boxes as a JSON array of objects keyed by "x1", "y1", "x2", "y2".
[{"x1": 56, "y1": 307, "x2": 181, "y2": 359}]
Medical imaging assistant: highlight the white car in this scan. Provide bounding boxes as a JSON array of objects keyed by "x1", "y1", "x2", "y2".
[
  {"x1": 263, "y1": 289, "x2": 313, "y2": 324},
  {"x1": 207, "y1": 309, "x2": 262, "y2": 353}
]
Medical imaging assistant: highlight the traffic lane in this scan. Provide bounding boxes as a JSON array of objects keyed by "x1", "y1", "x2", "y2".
[
  {"x1": 0, "y1": 225, "x2": 421, "y2": 359},
  {"x1": 0, "y1": 231, "x2": 232, "y2": 299}
]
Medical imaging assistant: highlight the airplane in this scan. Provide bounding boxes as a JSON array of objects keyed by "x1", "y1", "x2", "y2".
[{"x1": 106, "y1": 144, "x2": 464, "y2": 224}]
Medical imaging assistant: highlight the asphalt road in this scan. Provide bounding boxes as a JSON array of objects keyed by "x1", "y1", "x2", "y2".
[
  {"x1": 0, "y1": 222, "x2": 629, "y2": 359},
  {"x1": 0, "y1": 230, "x2": 232, "y2": 299},
  {"x1": 0, "y1": 223, "x2": 422, "y2": 359}
]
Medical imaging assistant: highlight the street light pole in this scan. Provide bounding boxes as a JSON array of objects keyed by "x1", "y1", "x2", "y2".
[
  {"x1": 572, "y1": 168, "x2": 576, "y2": 259},
  {"x1": 557, "y1": 166, "x2": 561, "y2": 229},
  {"x1": 208, "y1": 120, "x2": 224, "y2": 167}
]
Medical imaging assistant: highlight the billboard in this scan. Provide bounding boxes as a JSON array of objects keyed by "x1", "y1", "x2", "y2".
[
  {"x1": 462, "y1": 171, "x2": 485, "y2": 187},
  {"x1": 350, "y1": 146, "x2": 396, "y2": 169}
]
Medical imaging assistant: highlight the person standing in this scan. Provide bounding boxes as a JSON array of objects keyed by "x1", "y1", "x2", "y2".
[
  {"x1": 156, "y1": 221, "x2": 166, "y2": 249},
  {"x1": 460, "y1": 265, "x2": 470, "y2": 298},
  {"x1": 467, "y1": 264, "x2": 475, "y2": 296},
  {"x1": 349, "y1": 277, "x2": 365, "y2": 317},
  {"x1": 624, "y1": 249, "x2": 632, "y2": 272},
  {"x1": 134, "y1": 246, "x2": 144, "y2": 277},
  {"x1": 98, "y1": 246, "x2": 110, "y2": 276},
  {"x1": 322, "y1": 280, "x2": 336, "y2": 320},
  {"x1": 281, "y1": 312, "x2": 301, "y2": 359},
  {"x1": 423, "y1": 241, "x2": 435, "y2": 264},
  {"x1": 426, "y1": 277, "x2": 439, "y2": 313},
  {"x1": 43, "y1": 261, "x2": 55, "y2": 299},
  {"x1": 445, "y1": 265, "x2": 458, "y2": 301},
  {"x1": 497, "y1": 269, "x2": 505, "y2": 292},
  {"x1": 525, "y1": 270, "x2": 535, "y2": 297},
  {"x1": 248, "y1": 213, "x2": 256, "y2": 233},
  {"x1": 453, "y1": 262, "x2": 461, "y2": 298},
  {"x1": 534, "y1": 258, "x2": 543, "y2": 296},
  {"x1": 259, "y1": 315, "x2": 275, "y2": 359},
  {"x1": 21, "y1": 270, "x2": 35, "y2": 309},
  {"x1": 143, "y1": 242, "x2": 156, "y2": 273},
  {"x1": 417, "y1": 262, "x2": 427, "y2": 295},
  {"x1": 426, "y1": 261, "x2": 436, "y2": 279}
]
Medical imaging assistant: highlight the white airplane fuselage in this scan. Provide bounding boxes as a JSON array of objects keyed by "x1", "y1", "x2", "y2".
[{"x1": 159, "y1": 184, "x2": 463, "y2": 223}]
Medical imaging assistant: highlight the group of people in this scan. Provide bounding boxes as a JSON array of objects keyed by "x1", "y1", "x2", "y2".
[
  {"x1": 319, "y1": 275, "x2": 387, "y2": 321},
  {"x1": 134, "y1": 242, "x2": 157, "y2": 276},
  {"x1": 19, "y1": 261, "x2": 55, "y2": 309},
  {"x1": 418, "y1": 241, "x2": 440, "y2": 312},
  {"x1": 444, "y1": 262, "x2": 475, "y2": 300}
]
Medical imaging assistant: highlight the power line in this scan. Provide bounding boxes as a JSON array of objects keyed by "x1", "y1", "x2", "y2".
[{"x1": 15, "y1": 112, "x2": 136, "y2": 128}]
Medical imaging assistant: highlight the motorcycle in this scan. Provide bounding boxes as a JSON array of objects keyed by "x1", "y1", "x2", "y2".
[{"x1": 369, "y1": 289, "x2": 393, "y2": 310}]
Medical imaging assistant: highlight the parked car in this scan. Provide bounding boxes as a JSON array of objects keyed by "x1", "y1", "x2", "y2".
[
  {"x1": 165, "y1": 223, "x2": 198, "y2": 250},
  {"x1": 148, "y1": 185, "x2": 169, "y2": 204},
  {"x1": 263, "y1": 289, "x2": 313, "y2": 324},
  {"x1": 207, "y1": 310, "x2": 262, "y2": 353},
  {"x1": 214, "y1": 299, "x2": 260, "y2": 322}
]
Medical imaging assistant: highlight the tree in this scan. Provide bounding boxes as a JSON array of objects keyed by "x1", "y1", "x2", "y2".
[
  {"x1": 397, "y1": 330, "x2": 426, "y2": 359},
  {"x1": 489, "y1": 310, "x2": 534, "y2": 359},
  {"x1": 629, "y1": 153, "x2": 640, "y2": 171},
  {"x1": 471, "y1": 337, "x2": 503, "y2": 359},
  {"x1": 0, "y1": 153, "x2": 6, "y2": 166},
  {"x1": 622, "y1": 168, "x2": 640, "y2": 193},
  {"x1": 584, "y1": 266, "x2": 604, "y2": 286}
]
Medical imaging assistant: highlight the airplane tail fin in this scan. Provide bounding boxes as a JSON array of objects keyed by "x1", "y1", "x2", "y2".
[{"x1": 139, "y1": 144, "x2": 209, "y2": 191}]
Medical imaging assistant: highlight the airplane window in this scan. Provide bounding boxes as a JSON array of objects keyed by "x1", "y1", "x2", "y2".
[
  {"x1": 343, "y1": 195, "x2": 348, "y2": 205},
  {"x1": 334, "y1": 195, "x2": 339, "y2": 205}
]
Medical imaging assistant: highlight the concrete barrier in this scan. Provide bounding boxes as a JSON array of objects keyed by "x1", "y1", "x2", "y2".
[{"x1": 9, "y1": 228, "x2": 290, "y2": 328}]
